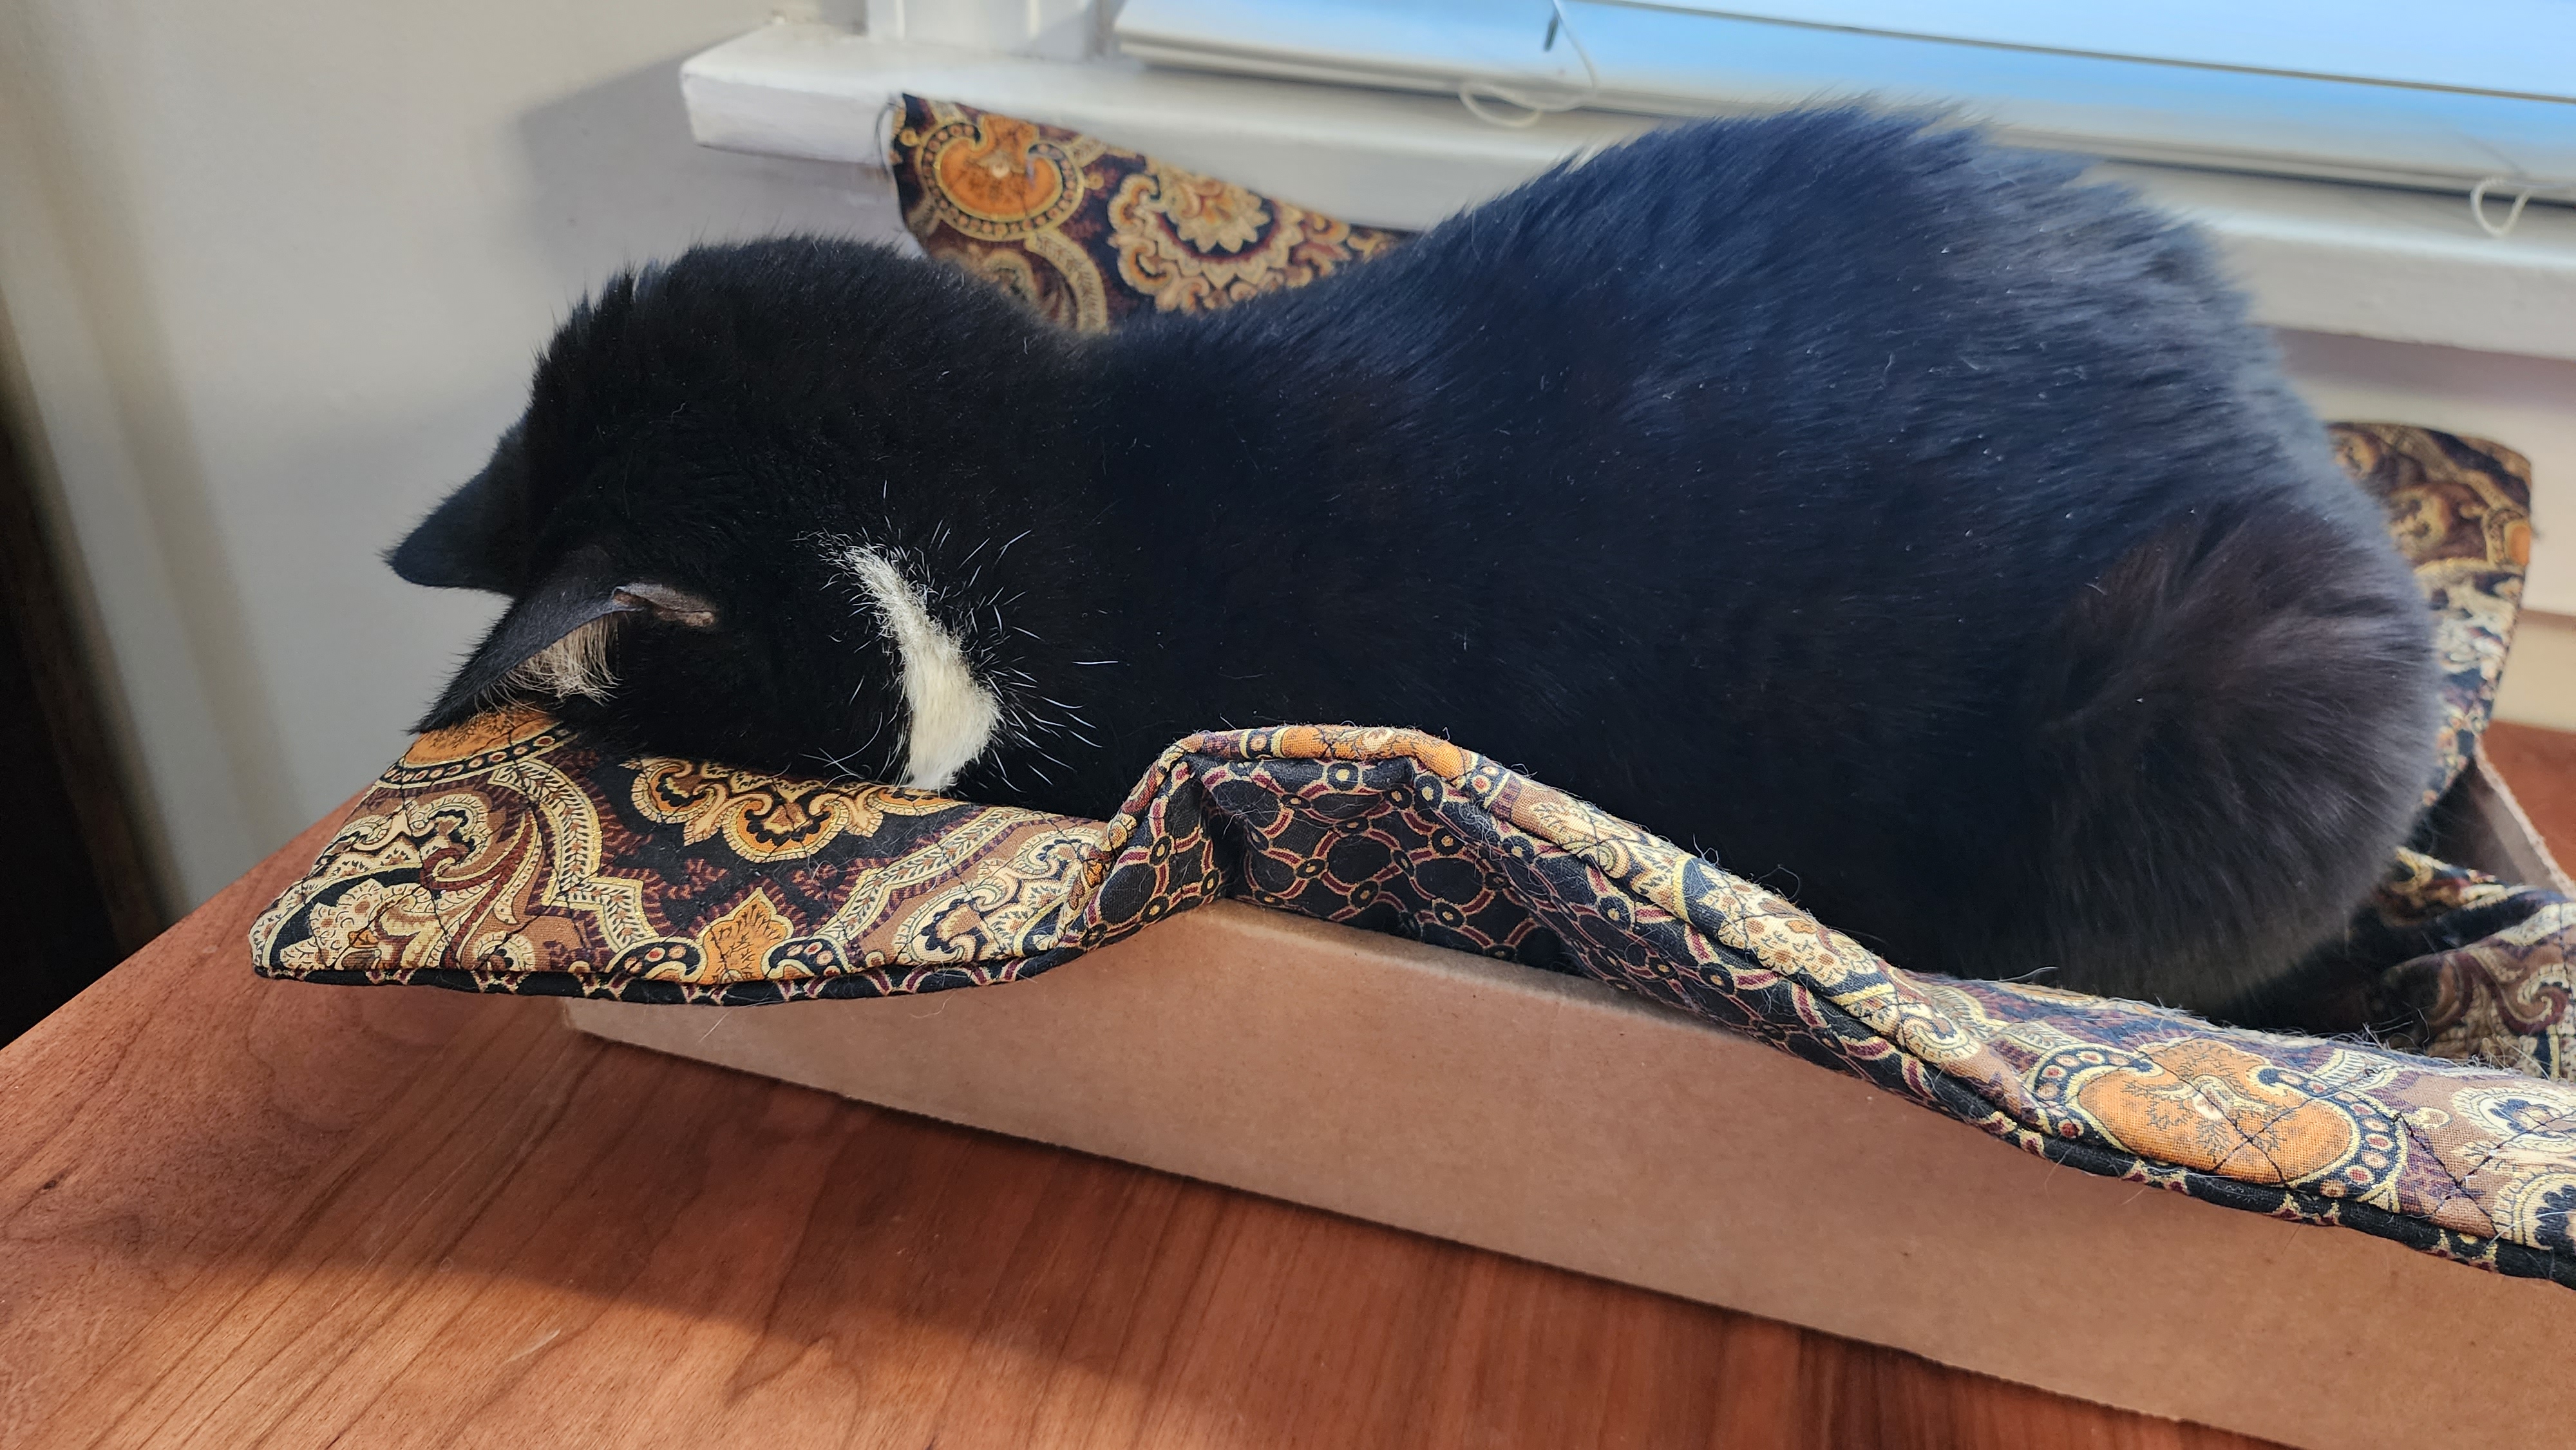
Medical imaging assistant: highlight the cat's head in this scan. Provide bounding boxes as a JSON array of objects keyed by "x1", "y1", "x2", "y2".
[{"x1": 390, "y1": 235, "x2": 1088, "y2": 787}]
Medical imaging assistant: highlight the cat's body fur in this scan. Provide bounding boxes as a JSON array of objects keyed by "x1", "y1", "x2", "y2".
[{"x1": 393, "y1": 111, "x2": 2441, "y2": 1017}]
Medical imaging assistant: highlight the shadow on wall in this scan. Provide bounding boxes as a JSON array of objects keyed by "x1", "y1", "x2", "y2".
[{"x1": 515, "y1": 52, "x2": 907, "y2": 297}]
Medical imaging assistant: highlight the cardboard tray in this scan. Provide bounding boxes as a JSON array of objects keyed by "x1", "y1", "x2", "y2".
[{"x1": 567, "y1": 751, "x2": 2576, "y2": 1449}]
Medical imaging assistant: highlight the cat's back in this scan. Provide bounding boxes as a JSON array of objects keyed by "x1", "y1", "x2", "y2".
[
  {"x1": 1098, "y1": 113, "x2": 2438, "y2": 1013},
  {"x1": 1334, "y1": 107, "x2": 2236, "y2": 373},
  {"x1": 1130, "y1": 109, "x2": 2310, "y2": 577}
]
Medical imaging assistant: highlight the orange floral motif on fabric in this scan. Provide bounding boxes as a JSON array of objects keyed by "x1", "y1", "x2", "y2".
[
  {"x1": 891, "y1": 95, "x2": 1408, "y2": 332},
  {"x1": 2038, "y1": 1037, "x2": 2403, "y2": 1201},
  {"x1": 917, "y1": 110, "x2": 1091, "y2": 237},
  {"x1": 631, "y1": 758, "x2": 954, "y2": 862},
  {"x1": 1105, "y1": 164, "x2": 1396, "y2": 315},
  {"x1": 691, "y1": 890, "x2": 800, "y2": 983}
]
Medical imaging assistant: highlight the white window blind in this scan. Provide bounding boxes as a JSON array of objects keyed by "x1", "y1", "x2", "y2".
[{"x1": 1112, "y1": 0, "x2": 2576, "y2": 202}]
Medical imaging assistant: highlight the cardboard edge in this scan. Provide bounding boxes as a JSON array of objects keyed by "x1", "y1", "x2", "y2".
[{"x1": 2461, "y1": 747, "x2": 2576, "y2": 894}]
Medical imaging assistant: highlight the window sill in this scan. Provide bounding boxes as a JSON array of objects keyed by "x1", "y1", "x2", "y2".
[{"x1": 683, "y1": 22, "x2": 2576, "y2": 364}]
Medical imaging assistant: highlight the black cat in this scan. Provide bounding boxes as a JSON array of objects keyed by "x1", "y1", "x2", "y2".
[{"x1": 392, "y1": 110, "x2": 2440, "y2": 1016}]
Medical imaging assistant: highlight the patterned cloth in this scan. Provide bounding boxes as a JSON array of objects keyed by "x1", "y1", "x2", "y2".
[
  {"x1": 2344, "y1": 423, "x2": 2537, "y2": 805},
  {"x1": 2369, "y1": 851, "x2": 2576, "y2": 1077},
  {"x1": 262, "y1": 106, "x2": 2576, "y2": 1285},
  {"x1": 889, "y1": 96, "x2": 1408, "y2": 332},
  {"x1": 252, "y1": 711, "x2": 2576, "y2": 1288},
  {"x1": 2321, "y1": 426, "x2": 2575, "y2": 1077}
]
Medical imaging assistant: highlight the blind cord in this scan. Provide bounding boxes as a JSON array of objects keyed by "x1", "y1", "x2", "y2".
[{"x1": 1459, "y1": 0, "x2": 1600, "y2": 129}]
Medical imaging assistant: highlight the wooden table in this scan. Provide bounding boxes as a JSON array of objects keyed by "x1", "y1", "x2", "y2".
[{"x1": 10, "y1": 726, "x2": 2571, "y2": 1448}]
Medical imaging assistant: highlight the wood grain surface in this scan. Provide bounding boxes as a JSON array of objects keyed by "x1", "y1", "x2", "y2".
[{"x1": 33, "y1": 724, "x2": 2576, "y2": 1448}]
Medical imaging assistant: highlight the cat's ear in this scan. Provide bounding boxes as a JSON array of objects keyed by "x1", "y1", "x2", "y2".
[
  {"x1": 388, "y1": 425, "x2": 534, "y2": 594},
  {"x1": 415, "y1": 548, "x2": 719, "y2": 729}
]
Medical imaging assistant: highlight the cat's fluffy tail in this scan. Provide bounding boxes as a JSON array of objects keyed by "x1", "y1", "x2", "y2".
[{"x1": 2000, "y1": 490, "x2": 2440, "y2": 1014}]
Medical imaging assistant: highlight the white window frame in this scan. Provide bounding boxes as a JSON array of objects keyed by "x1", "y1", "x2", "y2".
[{"x1": 1112, "y1": 0, "x2": 2576, "y2": 203}]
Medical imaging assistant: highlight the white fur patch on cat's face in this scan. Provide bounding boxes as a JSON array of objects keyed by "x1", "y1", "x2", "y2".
[{"x1": 834, "y1": 543, "x2": 1000, "y2": 792}]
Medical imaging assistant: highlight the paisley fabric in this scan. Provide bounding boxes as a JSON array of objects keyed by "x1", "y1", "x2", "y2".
[
  {"x1": 2311, "y1": 426, "x2": 2574, "y2": 1075},
  {"x1": 2333, "y1": 423, "x2": 2535, "y2": 804},
  {"x1": 888, "y1": 96, "x2": 1408, "y2": 332},
  {"x1": 253, "y1": 709, "x2": 1105, "y2": 996},
  {"x1": 2367, "y1": 850, "x2": 2576, "y2": 1077}
]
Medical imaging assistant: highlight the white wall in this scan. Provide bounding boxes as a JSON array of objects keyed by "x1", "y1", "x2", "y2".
[{"x1": 0, "y1": 1, "x2": 904, "y2": 911}]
